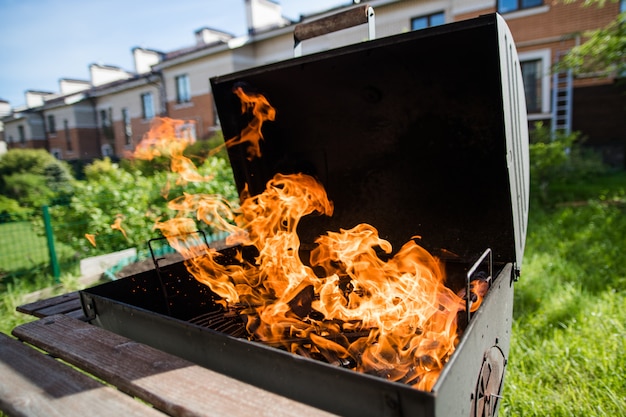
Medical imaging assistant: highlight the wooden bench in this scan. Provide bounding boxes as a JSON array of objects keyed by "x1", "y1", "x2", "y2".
[
  {"x1": 16, "y1": 291, "x2": 86, "y2": 320},
  {"x1": 1, "y1": 293, "x2": 337, "y2": 417}
]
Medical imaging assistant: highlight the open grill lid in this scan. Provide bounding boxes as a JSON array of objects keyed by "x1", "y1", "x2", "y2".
[{"x1": 211, "y1": 13, "x2": 529, "y2": 270}]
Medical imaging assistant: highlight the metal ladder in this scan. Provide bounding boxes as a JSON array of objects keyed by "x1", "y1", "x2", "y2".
[{"x1": 551, "y1": 52, "x2": 573, "y2": 135}]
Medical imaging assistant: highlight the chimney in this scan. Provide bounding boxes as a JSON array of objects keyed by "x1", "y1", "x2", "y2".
[
  {"x1": 132, "y1": 47, "x2": 165, "y2": 74},
  {"x1": 0, "y1": 100, "x2": 10, "y2": 118},
  {"x1": 194, "y1": 28, "x2": 234, "y2": 46},
  {"x1": 59, "y1": 79, "x2": 91, "y2": 95},
  {"x1": 25, "y1": 90, "x2": 54, "y2": 108},
  {"x1": 244, "y1": 0, "x2": 290, "y2": 35},
  {"x1": 89, "y1": 63, "x2": 133, "y2": 86}
]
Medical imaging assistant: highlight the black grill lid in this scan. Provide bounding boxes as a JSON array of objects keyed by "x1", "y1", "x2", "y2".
[{"x1": 211, "y1": 13, "x2": 529, "y2": 268}]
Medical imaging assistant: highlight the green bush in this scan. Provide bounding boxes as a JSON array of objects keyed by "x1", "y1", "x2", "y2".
[
  {"x1": 53, "y1": 156, "x2": 238, "y2": 256},
  {"x1": 529, "y1": 122, "x2": 607, "y2": 205},
  {"x1": 0, "y1": 149, "x2": 75, "y2": 213},
  {"x1": 119, "y1": 130, "x2": 229, "y2": 176},
  {"x1": 0, "y1": 195, "x2": 30, "y2": 222}
]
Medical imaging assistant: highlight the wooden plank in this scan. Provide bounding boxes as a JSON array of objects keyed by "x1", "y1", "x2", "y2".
[
  {"x1": 34, "y1": 297, "x2": 83, "y2": 318},
  {"x1": 16, "y1": 292, "x2": 80, "y2": 317},
  {"x1": 65, "y1": 308, "x2": 88, "y2": 321},
  {"x1": 0, "y1": 332, "x2": 165, "y2": 417},
  {"x1": 13, "y1": 315, "x2": 338, "y2": 417}
]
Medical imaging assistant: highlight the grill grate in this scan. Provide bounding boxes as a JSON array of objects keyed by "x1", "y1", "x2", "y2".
[{"x1": 188, "y1": 308, "x2": 249, "y2": 338}]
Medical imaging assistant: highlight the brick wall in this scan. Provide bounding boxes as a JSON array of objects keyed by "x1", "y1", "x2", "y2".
[
  {"x1": 573, "y1": 81, "x2": 626, "y2": 167},
  {"x1": 505, "y1": 2, "x2": 619, "y2": 44},
  {"x1": 47, "y1": 126, "x2": 101, "y2": 161},
  {"x1": 167, "y1": 93, "x2": 216, "y2": 139}
]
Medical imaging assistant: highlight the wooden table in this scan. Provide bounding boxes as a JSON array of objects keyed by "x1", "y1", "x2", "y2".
[{"x1": 1, "y1": 292, "x2": 337, "y2": 417}]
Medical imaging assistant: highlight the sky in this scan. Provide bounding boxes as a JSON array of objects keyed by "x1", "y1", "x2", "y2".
[{"x1": 0, "y1": 0, "x2": 349, "y2": 108}]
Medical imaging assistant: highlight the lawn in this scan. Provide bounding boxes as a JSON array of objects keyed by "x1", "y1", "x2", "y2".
[
  {"x1": 502, "y1": 170, "x2": 626, "y2": 416},
  {"x1": 0, "y1": 221, "x2": 53, "y2": 272},
  {"x1": 0, "y1": 220, "x2": 77, "y2": 285},
  {"x1": 0, "y1": 170, "x2": 624, "y2": 416}
]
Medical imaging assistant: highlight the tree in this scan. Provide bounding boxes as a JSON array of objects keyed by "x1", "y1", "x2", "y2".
[
  {"x1": 0, "y1": 149, "x2": 75, "y2": 216},
  {"x1": 559, "y1": 3, "x2": 625, "y2": 76}
]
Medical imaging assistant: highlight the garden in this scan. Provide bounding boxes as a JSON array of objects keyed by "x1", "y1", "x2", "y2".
[{"x1": 1, "y1": 124, "x2": 624, "y2": 416}]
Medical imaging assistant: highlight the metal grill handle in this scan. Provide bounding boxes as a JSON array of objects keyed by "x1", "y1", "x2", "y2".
[
  {"x1": 294, "y1": 4, "x2": 375, "y2": 57},
  {"x1": 466, "y1": 248, "x2": 493, "y2": 323}
]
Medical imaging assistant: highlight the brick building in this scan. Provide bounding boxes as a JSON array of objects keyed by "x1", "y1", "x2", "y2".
[{"x1": 2, "y1": 0, "x2": 624, "y2": 166}]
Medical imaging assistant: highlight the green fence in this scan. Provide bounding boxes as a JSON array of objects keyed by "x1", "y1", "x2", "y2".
[
  {"x1": 0, "y1": 205, "x2": 228, "y2": 286},
  {"x1": 0, "y1": 217, "x2": 63, "y2": 282}
]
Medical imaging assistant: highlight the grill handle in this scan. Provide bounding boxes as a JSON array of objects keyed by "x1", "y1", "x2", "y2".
[
  {"x1": 466, "y1": 248, "x2": 493, "y2": 323},
  {"x1": 294, "y1": 4, "x2": 375, "y2": 57}
]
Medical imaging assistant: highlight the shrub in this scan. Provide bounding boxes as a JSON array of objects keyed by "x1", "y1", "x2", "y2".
[
  {"x1": 0, "y1": 149, "x2": 75, "y2": 213},
  {"x1": 0, "y1": 195, "x2": 30, "y2": 222},
  {"x1": 53, "y1": 156, "x2": 238, "y2": 256},
  {"x1": 529, "y1": 122, "x2": 607, "y2": 204}
]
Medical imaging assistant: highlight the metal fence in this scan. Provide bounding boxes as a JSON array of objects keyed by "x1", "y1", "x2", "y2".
[
  {"x1": 0, "y1": 205, "x2": 227, "y2": 285},
  {"x1": 0, "y1": 206, "x2": 61, "y2": 283}
]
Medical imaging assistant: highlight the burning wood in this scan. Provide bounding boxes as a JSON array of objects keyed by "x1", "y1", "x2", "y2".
[{"x1": 133, "y1": 89, "x2": 488, "y2": 392}]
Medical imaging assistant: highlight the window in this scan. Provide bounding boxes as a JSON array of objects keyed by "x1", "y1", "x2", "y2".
[
  {"x1": 47, "y1": 114, "x2": 56, "y2": 135},
  {"x1": 100, "y1": 108, "x2": 113, "y2": 139},
  {"x1": 101, "y1": 144, "x2": 114, "y2": 157},
  {"x1": 498, "y1": 0, "x2": 543, "y2": 14},
  {"x1": 122, "y1": 108, "x2": 132, "y2": 146},
  {"x1": 18, "y1": 125, "x2": 25, "y2": 144},
  {"x1": 64, "y1": 119, "x2": 72, "y2": 151},
  {"x1": 411, "y1": 12, "x2": 445, "y2": 31},
  {"x1": 176, "y1": 74, "x2": 191, "y2": 103},
  {"x1": 521, "y1": 60, "x2": 542, "y2": 113},
  {"x1": 141, "y1": 92, "x2": 155, "y2": 120},
  {"x1": 176, "y1": 122, "x2": 197, "y2": 142},
  {"x1": 212, "y1": 98, "x2": 220, "y2": 127}
]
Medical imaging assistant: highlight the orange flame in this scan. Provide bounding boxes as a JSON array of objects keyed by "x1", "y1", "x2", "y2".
[
  {"x1": 222, "y1": 87, "x2": 276, "y2": 159},
  {"x1": 110, "y1": 214, "x2": 128, "y2": 239},
  {"x1": 85, "y1": 233, "x2": 97, "y2": 247},
  {"x1": 138, "y1": 89, "x2": 487, "y2": 392},
  {"x1": 133, "y1": 117, "x2": 212, "y2": 185}
]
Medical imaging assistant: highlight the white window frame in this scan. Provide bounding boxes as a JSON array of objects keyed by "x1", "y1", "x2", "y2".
[
  {"x1": 51, "y1": 148, "x2": 63, "y2": 159},
  {"x1": 411, "y1": 11, "x2": 445, "y2": 31},
  {"x1": 101, "y1": 143, "x2": 114, "y2": 157},
  {"x1": 47, "y1": 114, "x2": 56, "y2": 135},
  {"x1": 518, "y1": 49, "x2": 551, "y2": 119},
  {"x1": 175, "y1": 74, "x2": 191, "y2": 104},
  {"x1": 122, "y1": 107, "x2": 132, "y2": 146},
  {"x1": 141, "y1": 92, "x2": 155, "y2": 120},
  {"x1": 176, "y1": 122, "x2": 197, "y2": 142}
]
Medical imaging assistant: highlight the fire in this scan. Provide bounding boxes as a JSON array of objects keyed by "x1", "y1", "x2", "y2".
[
  {"x1": 110, "y1": 214, "x2": 128, "y2": 239},
  {"x1": 222, "y1": 86, "x2": 276, "y2": 159},
  {"x1": 85, "y1": 233, "x2": 97, "y2": 247},
  {"x1": 133, "y1": 117, "x2": 211, "y2": 185},
  {"x1": 134, "y1": 89, "x2": 487, "y2": 391}
]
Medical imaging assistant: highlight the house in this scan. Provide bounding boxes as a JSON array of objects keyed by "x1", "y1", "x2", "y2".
[{"x1": 2, "y1": 0, "x2": 624, "y2": 166}]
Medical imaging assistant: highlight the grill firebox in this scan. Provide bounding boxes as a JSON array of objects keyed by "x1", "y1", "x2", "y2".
[{"x1": 80, "y1": 13, "x2": 528, "y2": 417}]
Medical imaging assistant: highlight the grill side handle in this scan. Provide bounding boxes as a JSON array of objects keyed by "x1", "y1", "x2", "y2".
[{"x1": 294, "y1": 4, "x2": 375, "y2": 57}]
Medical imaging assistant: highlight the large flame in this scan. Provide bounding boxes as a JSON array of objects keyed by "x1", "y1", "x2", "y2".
[{"x1": 133, "y1": 90, "x2": 487, "y2": 391}]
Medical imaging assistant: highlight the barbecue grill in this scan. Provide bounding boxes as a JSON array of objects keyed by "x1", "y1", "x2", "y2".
[{"x1": 80, "y1": 12, "x2": 529, "y2": 417}]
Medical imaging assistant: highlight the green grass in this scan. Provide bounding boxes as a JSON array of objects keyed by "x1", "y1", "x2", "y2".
[
  {"x1": 0, "y1": 170, "x2": 625, "y2": 416},
  {"x1": 0, "y1": 221, "x2": 76, "y2": 286},
  {"x1": 502, "y1": 170, "x2": 626, "y2": 416},
  {"x1": 0, "y1": 221, "x2": 51, "y2": 271},
  {"x1": 0, "y1": 274, "x2": 86, "y2": 336}
]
